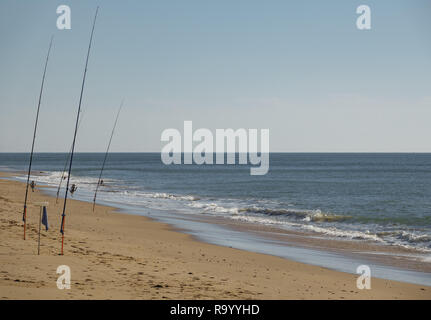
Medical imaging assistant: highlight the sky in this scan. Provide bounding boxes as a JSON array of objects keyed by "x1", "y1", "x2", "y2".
[{"x1": 0, "y1": 0, "x2": 430, "y2": 152}]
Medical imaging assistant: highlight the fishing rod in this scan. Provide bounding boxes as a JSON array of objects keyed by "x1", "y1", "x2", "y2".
[
  {"x1": 55, "y1": 110, "x2": 85, "y2": 204},
  {"x1": 92, "y1": 101, "x2": 123, "y2": 212},
  {"x1": 22, "y1": 36, "x2": 54, "y2": 240},
  {"x1": 60, "y1": 7, "x2": 99, "y2": 255}
]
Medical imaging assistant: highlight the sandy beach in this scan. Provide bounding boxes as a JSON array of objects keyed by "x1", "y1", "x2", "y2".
[{"x1": 0, "y1": 173, "x2": 430, "y2": 299}]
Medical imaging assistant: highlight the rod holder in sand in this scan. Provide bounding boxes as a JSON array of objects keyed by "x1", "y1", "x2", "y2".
[{"x1": 34, "y1": 201, "x2": 49, "y2": 255}]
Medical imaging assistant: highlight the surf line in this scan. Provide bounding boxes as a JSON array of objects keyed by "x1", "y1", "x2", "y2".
[
  {"x1": 92, "y1": 100, "x2": 124, "y2": 212},
  {"x1": 161, "y1": 121, "x2": 270, "y2": 175},
  {"x1": 22, "y1": 36, "x2": 54, "y2": 240},
  {"x1": 60, "y1": 7, "x2": 99, "y2": 255}
]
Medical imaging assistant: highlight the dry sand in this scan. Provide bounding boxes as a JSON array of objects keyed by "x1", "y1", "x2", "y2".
[{"x1": 0, "y1": 173, "x2": 430, "y2": 299}]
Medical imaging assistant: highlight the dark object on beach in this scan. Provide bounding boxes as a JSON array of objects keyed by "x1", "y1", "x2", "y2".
[
  {"x1": 38, "y1": 205, "x2": 49, "y2": 255},
  {"x1": 69, "y1": 184, "x2": 77, "y2": 195},
  {"x1": 22, "y1": 36, "x2": 54, "y2": 241},
  {"x1": 41, "y1": 206, "x2": 49, "y2": 231},
  {"x1": 60, "y1": 7, "x2": 99, "y2": 255},
  {"x1": 92, "y1": 101, "x2": 123, "y2": 212},
  {"x1": 30, "y1": 181, "x2": 36, "y2": 192}
]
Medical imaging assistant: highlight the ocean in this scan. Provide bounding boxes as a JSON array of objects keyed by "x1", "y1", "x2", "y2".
[{"x1": 1, "y1": 152, "x2": 431, "y2": 284}]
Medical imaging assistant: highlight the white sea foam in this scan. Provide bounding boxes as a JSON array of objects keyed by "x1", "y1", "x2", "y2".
[
  {"x1": 149, "y1": 192, "x2": 199, "y2": 201},
  {"x1": 301, "y1": 224, "x2": 384, "y2": 242},
  {"x1": 14, "y1": 171, "x2": 105, "y2": 187},
  {"x1": 188, "y1": 202, "x2": 239, "y2": 214}
]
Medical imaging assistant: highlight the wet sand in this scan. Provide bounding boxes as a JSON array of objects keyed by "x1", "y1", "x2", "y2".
[{"x1": 0, "y1": 173, "x2": 430, "y2": 299}]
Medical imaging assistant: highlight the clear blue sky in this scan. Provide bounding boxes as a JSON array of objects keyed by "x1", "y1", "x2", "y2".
[{"x1": 1, "y1": 0, "x2": 430, "y2": 152}]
